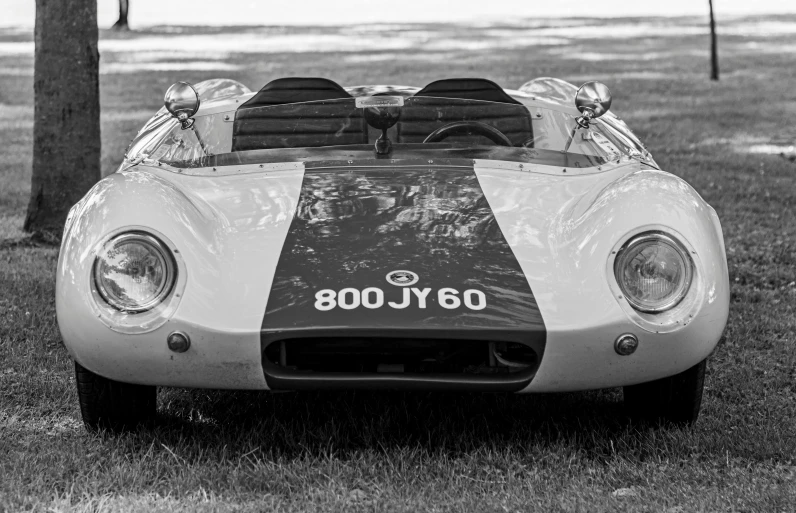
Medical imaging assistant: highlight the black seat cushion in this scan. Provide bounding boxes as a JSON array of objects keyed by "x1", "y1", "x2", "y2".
[
  {"x1": 233, "y1": 77, "x2": 367, "y2": 151},
  {"x1": 239, "y1": 77, "x2": 352, "y2": 108},
  {"x1": 413, "y1": 78, "x2": 522, "y2": 105}
]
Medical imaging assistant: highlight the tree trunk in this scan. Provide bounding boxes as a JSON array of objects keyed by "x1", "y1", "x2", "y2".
[
  {"x1": 112, "y1": 0, "x2": 130, "y2": 31},
  {"x1": 26, "y1": 0, "x2": 101, "y2": 238},
  {"x1": 709, "y1": 0, "x2": 719, "y2": 81}
]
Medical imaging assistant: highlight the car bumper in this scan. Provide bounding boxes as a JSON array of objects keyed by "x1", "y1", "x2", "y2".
[{"x1": 58, "y1": 302, "x2": 727, "y2": 393}]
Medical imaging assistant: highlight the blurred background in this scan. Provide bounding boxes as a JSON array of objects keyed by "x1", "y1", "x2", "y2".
[
  {"x1": 2, "y1": 0, "x2": 796, "y2": 26},
  {"x1": 1, "y1": 1, "x2": 794, "y2": 511}
]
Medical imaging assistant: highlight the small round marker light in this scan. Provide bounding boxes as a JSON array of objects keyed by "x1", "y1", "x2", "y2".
[
  {"x1": 167, "y1": 331, "x2": 191, "y2": 353},
  {"x1": 614, "y1": 333, "x2": 639, "y2": 356}
]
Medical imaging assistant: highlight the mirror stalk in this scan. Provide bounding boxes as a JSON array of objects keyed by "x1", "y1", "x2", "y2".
[
  {"x1": 176, "y1": 116, "x2": 209, "y2": 156},
  {"x1": 189, "y1": 125, "x2": 209, "y2": 155},
  {"x1": 563, "y1": 126, "x2": 578, "y2": 154},
  {"x1": 375, "y1": 128, "x2": 392, "y2": 156}
]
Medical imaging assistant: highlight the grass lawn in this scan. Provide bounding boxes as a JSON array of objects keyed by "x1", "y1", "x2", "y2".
[{"x1": 1, "y1": 16, "x2": 795, "y2": 512}]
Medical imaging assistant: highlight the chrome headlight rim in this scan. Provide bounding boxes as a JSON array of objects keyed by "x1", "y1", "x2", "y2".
[
  {"x1": 614, "y1": 231, "x2": 694, "y2": 314},
  {"x1": 92, "y1": 231, "x2": 178, "y2": 314}
]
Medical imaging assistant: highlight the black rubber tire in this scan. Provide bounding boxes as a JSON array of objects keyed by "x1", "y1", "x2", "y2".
[
  {"x1": 74, "y1": 360, "x2": 157, "y2": 432},
  {"x1": 623, "y1": 358, "x2": 707, "y2": 426}
]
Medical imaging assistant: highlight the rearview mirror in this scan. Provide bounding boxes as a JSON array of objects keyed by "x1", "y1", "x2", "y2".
[
  {"x1": 563, "y1": 81, "x2": 613, "y2": 152},
  {"x1": 164, "y1": 82, "x2": 200, "y2": 129},
  {"x1": 359, "y1": 95, "x2": 403, "y2": 156},
  {"x1": 574, "y1": 81, "x2": 612, "y2": 128}
]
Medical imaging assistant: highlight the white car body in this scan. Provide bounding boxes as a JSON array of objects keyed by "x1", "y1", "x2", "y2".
[{"x1": 56, "y1": 77, "x2": 730, "y2": 395}]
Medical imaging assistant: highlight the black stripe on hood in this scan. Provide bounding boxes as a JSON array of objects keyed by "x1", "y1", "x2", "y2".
[{"x1": 262, "y1": 165, "x2": 544, "y2": 345}]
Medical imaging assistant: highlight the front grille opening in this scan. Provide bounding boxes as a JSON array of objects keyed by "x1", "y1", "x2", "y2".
[{"x1": 263, "y1": 338, "x2": 539, "y2": 375}]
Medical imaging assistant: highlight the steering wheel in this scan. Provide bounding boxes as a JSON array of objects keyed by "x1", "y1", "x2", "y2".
[{"x1": 422, "y1": 121, "x2": 513, "y2": 146}]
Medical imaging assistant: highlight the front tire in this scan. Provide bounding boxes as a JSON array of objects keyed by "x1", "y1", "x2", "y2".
[
  {"x1": 74, "y1": 361, "x2": 156, "y2": 432},
  {"x1": 623, "y1": 359, "x2": 707, "y2": 426}
]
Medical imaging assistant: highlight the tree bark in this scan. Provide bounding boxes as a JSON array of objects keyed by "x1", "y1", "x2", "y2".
[
  {"x1": 709, "y1": 0, "x2": 719, "y2": 81},
  {"x1": 26, "y1": 0, "x2": 101, "y2": 237},
  {"x1": 112, "y1": 0, "x2": 130, "y2": 31}
]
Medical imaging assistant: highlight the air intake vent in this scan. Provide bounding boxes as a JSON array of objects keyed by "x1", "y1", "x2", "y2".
[{"x1": 262, "y1": 337, "x2": 543, "y2": 392}]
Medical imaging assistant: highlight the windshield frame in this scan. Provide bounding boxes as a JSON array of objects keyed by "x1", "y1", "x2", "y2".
[{"x1": 123, "y1": 93, "x2": 657, "y2": 174}]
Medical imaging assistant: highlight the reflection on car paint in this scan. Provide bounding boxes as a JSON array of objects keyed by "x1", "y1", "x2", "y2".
[{"x1": 262, "y1": 167, "x2": 544, "y2": 343}]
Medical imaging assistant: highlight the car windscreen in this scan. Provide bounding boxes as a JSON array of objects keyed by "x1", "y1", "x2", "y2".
[{"x1": 135, "y1": 96, "x2": 648, "y2": 167}]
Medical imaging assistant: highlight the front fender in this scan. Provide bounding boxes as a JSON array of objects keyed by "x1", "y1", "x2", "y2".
[
  {"x1": 475, "y1": 164, "x2": 730, "y2": 391},
  {"x1": 55, "y1": 165, "x2": 304, "y2": 388}
]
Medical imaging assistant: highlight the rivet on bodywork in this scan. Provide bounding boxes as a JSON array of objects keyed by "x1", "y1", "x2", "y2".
[
  {"x1": 614, "y1": 333, "x2": 639, "y2": 356},
  {"x1": 167, "y1": 331, "x2": 191, "y2": 353}
]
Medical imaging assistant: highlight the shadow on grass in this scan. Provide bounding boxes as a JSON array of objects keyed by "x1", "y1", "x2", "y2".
[
  {"x1": 118, "y1": 388, "x2": 664, "y2": 462},
  {"x1": 0, "y1": 231, "x2": 61, "y2": 249}
]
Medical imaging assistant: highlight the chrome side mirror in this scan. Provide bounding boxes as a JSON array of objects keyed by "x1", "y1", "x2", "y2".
[
  {"x1": 563, "y1": 81, "x2": 613, "y2": 153},
  {"x1": 574, "y1": 81, "x2": 612, "y2": 128},
  {"x1": 164, "y1": 82, "x2": 200, "y2": 129}
]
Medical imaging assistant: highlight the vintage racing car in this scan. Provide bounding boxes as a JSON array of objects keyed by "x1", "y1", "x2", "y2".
[{"x1": 57, "y1": 76, "x2": 730, "y2": 431}]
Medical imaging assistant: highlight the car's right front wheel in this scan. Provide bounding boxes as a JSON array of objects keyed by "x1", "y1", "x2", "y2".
[
  {"x1": 74, "y1": 361, "x2": 157, "y2": 432},
  {"x1": 623, "y1": 359, "x2": 707, "y2": 426}
]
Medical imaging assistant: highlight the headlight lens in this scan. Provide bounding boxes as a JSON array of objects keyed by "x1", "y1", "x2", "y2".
[
  {"x1": 93, "y1": 232, "x2": 176, "y2": 313},
  {"x1": 614, "y1": 232, "x2": 693, "y2": 313}
]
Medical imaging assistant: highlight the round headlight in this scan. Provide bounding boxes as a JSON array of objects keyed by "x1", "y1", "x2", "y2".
[
  {"x1": 614, "y1": 232, "x2": 693, "y2": 313},
  {"x1": 93, "y1": 232, "x2": 176, "y2": 313}
]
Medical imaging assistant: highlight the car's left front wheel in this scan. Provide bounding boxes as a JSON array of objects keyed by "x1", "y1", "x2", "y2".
[
  {"x1": 623, "y1": 359, "x2": 707, "y2": 426},
  {"x1": 74, "y1": 361, "x2": 156, "y2": 432}
]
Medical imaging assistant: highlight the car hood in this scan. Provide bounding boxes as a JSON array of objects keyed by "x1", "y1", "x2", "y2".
[{"x1": 259, "y1": 166, "x2": 544, "y2": 344}]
